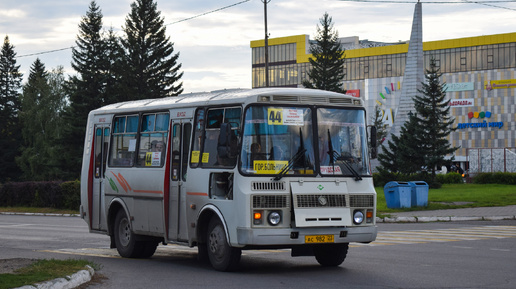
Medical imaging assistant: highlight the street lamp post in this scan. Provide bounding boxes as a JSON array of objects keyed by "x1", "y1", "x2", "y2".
[{"x1": 262, "y1": 0, "x2": 270, "y2": 87}]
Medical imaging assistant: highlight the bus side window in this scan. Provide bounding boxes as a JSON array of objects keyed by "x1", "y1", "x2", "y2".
[
  {"x1": 138, "y1": 113, "x2": 169, "y2": 167},
  {"x1": 109, "y1": 115, "x2": 138, "y2": 167}
]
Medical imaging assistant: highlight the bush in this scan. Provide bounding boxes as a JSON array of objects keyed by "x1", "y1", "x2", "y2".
[
  {"x1": 0, "y1": 181, "x2": 81, "y2": 210},
  {"x1": 373, "y1": 170, "x2": 442, "y2": 188},
  {"x1": 473, "y1": 172, "x2": 516, "y2": 185},
  {"x1": 435, "y1": 172, "x2": 463, "y2": 184},
  {"x1": 60, "y1": 180, "x2": 81, "y2": 210}
]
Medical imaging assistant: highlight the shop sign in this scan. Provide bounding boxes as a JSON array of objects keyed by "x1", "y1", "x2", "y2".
[
  {"x1": 346, "y1": 89, "x2": 360, "y2": 98},
  {"x1": 449, "y1": 98, "x2": 474, "y2": 107},
  {"x1": 444, "y1": 82, "x2": 474, "y2": 92},
  {"x1": 484, "y1": 79, "x2": 516, "y2": 90},
  {"x1": 457, "y1": 110, "x2": 504, "y2": 129}
]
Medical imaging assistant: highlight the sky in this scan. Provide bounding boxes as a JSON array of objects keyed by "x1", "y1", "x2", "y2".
[{"x1": 2, "y1": 0, "x2": 516, "y2": 93}]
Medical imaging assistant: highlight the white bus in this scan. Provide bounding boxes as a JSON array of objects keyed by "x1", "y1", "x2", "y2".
[{"x1": 80, "y1": 88, "x2": 378, "y2": 271}]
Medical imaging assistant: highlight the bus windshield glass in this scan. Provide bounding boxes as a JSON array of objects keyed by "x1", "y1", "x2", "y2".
[
  {"x1": 240, "y1": 105, "x2": 371, "y2": 177},
  {"x1": 240, "y1": 106, "x2": 315, "y2": 176},
  {"x1": 317, "y1": 108, "x2": 371, "y2": 177}
]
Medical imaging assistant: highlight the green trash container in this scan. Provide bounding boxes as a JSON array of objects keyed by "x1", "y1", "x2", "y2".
[
  {"x1": 384, "y1": 181, "x2": 412, "y2": 208},
  {"x1": 409, "y1": 181, "x2": 428, "y2": 207}
]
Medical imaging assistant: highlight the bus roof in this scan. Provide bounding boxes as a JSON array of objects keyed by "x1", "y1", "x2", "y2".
[{"x1": 90, "y1": 87, "x2": 359, "y2": 115}]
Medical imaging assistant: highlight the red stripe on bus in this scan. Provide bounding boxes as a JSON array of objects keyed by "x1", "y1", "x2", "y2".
[
  {"x1": 163, "y1": 122, "x2": 173, "y2": 239},
  {"x1": 87, "y1": 132, "x2": 95, "y2": 229},
  {"x1": 187, "y1": 192, "x2": 209, "y2": 196}
]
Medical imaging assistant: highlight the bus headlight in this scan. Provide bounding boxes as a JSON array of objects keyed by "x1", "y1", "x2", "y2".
[
  {"x1": 353, "y1": 210, "x2": 364, "y2": 225},
  {"x1": 267, "y1": 211, "x2": 282, "y2": 226}
]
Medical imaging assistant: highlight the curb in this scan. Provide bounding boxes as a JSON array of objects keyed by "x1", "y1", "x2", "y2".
[
  {"x1": 0, "y1": 212, "x2": 80, "y2": 217},
  {"x1": 376, "y1": 215, "x2": 516, "y2": 223},
  {"x1": 15, "y1": 265, "x2": 94, "y2": 289}
]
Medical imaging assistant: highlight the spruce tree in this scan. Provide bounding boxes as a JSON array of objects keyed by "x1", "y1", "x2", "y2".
[
  {"x1": 302, "y1": 12, "x2": 346, "y2": 93},
  {"x1": 0, "y1": 35, "x2": 23, "y2": 182},
  {"x1": 122, "y1": 0, "x2": 183, "y2": 99},
  {"x1": 61, "y1": 0, "x2": 107, "y2": 180},
  {"x1": 17, "y1": 59, "x2": 51, "y2": 180},
  {"x1": 378, "y1": 112, "x2": 424, "y2": 174},
  {"x1": 414, "y1": 57, "x2": 458, "y2": 177}
]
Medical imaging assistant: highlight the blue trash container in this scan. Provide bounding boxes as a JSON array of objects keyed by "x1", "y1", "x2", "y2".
[
  {"x1": 409, "y1": 181, "x2": 429, "y2": 207},
  {"x1": 383, "y1": 181, "x2": 412, "y2": 208}
]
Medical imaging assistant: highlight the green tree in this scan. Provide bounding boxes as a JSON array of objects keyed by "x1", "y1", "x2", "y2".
[
  {"x1": 370, "y1": 105, "x2": 388, "y2": 155},
  {"x1": 0, "y1": 35, "x2": 23, "y2": 182},
  {"x1": 17, "y1": 60, "x2": 67, "y2": 180},
  {"x1": 61, "y1": 0, "x2": 107, "y2": 180},
  {"x1": 302, "y1": 12, "x2": 346, "y2": 93},
  {"x1": 378, "y1": 112, "x2": 425, "y2": 174},
  {"x1": 121, "y1": 0, "x2": 183, "y2": 100},
  {"x1": 414, "y1": 57, "x2": 458, "y2": 177}
]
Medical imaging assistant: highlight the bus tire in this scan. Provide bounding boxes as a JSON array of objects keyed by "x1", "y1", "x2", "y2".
[
  {"x1": 138, "y1": 241, "x2": 158, "y2": 259},
  {"x1": 207, "y1": 217, "x2": 241, "y2": 271},
  {"x1": 314, "y1": 243, "x2": 349, "y2": 267},
  {"x1": 114, "y1": 209, "x2": 143, "y2": 258}
]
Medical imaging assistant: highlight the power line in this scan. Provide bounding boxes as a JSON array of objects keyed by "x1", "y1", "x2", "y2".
[
  {"x1": 165, "y1": 0, "x2": 251, "y2": 26},
  {"x1": 338, "y1": 0, "x2": 516, "y2": 3},
  {"x1": 18, "y1": 0, "x2": 252, "y2": 58}
]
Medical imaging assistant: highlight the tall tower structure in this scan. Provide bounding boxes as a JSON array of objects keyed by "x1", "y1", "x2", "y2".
[{"x1": 385, "y1": 1, "x2": 424, "y2": 140}]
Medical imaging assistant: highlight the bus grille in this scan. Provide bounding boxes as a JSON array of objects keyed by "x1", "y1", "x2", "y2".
[
  {"x1": 349, "y1": 195, "x2": 374, "y2": 207},
  {"x1": 296, "y1": 195, "x2": 346, "y2": 208},
  {"x1": 253, "y1": 195, "x2": 289, "y2": 208},
  {"x1": 251, "y1": 181, "x2": 286, "y2": 191}
]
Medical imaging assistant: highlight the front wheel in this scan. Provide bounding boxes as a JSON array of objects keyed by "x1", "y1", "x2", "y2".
[
  {"x1": 314, "y1": 243, "x2": 349, "y2": 267},
  {"x1": 114, "y1": 210, "x2": 146, "y2": 258},
  {"x1": 207, "y1": 217, "x2": 241, "y2": 271}
]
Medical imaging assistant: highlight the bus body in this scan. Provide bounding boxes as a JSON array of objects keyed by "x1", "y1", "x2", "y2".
[{"x1": 80, "y1": 88, "x2": 377, "y2": 271}]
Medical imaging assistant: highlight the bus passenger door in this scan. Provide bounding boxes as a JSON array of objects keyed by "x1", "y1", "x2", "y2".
[
  {"x1": 168, "y1": 121, "x2": 192, "y2": 241},
  {"x1": 92, "y1": 125, "x2": 110, "y2": 231}
]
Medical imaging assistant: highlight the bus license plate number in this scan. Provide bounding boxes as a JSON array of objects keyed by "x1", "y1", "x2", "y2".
[{"x1": 305, "y1": 235, "x2": 334, "y2": 243}]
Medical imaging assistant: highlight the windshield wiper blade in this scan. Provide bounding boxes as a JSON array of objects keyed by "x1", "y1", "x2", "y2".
[
  {"x1": 332, "y1": 151, "x2": 362, "y2": 181},
  {"x1": 274, "y1": 148, "x2": 307, "y2": 181}
]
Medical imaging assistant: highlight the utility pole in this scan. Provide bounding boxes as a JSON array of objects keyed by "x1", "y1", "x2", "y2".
[{"x1": 262, "y1": 0, "x2": 271, "y2": 87}]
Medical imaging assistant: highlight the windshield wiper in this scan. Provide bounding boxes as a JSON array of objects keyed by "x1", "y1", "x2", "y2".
[
  {"x1": 274, "y1": 148, "x2": 307, "y2": 181},
  {"x1": 327, "y1": 129, "x2": 362, "y2": 181}
]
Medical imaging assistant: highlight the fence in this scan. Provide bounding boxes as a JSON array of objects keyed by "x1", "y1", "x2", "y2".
[{"x1": 467, "y1": 148, "x2": 516, "y2": 173}]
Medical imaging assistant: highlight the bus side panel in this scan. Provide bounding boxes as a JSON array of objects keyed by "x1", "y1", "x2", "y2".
[{"x1": 105, "y1": 167, "x2": 165, "y2": 236}]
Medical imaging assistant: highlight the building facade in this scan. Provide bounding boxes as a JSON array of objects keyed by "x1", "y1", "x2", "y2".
[{"x1": 250, "y1": 33, "x2": 516, "y2": 171}]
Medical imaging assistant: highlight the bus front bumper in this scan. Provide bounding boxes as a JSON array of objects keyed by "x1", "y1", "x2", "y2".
[{"x1": 236, "y1": 225, "x2": 377, "y2": 247}]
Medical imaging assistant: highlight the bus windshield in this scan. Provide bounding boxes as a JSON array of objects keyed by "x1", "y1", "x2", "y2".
[
  {"x1": 240, "y1": 105, "x2": 371, "y2": 177},
  {"x1": 240, "y1": 106, "x2": 315, "y2": 176},
  {"x1": 317, "y1": 108, "x2": 371, "y2": 177}
]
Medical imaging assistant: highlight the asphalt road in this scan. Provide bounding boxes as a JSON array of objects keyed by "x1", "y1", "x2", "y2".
[{"x1": 1, "y1": 214, "x2": 515, "y2": 289}]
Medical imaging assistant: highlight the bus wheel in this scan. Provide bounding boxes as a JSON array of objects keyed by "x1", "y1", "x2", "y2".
[
  {"x1": 114, "y1": 210, "x2": 142, "y2": 258},
  {"x1": 207, "y1": 217, "x2": 241, "y2": 271},
  {"x1": 314, "y1": 243, "x2": 349, "y2": 267},
  {"x1": 138, "y1": 241, "x2": 158, "y2": 259}
]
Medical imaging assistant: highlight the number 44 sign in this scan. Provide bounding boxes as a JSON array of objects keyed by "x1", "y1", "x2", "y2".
[{"x1": 268, "y1": 108, "x2": 304, "y2": 126}]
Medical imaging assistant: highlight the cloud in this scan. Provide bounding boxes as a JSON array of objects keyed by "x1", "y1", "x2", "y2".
[{"x1": 2, "y1": 0, "x2": 516, "y2": 92}]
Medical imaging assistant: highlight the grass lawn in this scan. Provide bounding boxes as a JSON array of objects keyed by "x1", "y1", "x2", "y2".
[
  {"x1": 377, "y1": 183, "x2": 516, "y2": 215},
  {"x1": 0, "y1": 259, "x2": 96, "y2": 289}
]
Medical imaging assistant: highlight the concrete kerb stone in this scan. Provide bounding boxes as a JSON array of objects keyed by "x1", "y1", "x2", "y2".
[
  {"x1": 377, "y1": 215, "x2": 516, "y2": 223},
  {"x1": 15, "y1": 265, "x2": 94, "y2": 289}
]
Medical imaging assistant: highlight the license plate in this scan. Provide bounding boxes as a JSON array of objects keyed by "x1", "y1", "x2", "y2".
[{"x1": 305, "y1": 234, "x2": 334, "y2": 243}]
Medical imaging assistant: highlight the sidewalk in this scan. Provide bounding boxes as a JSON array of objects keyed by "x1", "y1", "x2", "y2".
[{"x1": 377, "y1": 205, "x2": 516, "y2": 223}]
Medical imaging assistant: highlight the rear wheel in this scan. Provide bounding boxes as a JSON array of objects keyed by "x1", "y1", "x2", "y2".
[
  {"x1": 207, "y1": 217, "x2": 241, "y2": 271},
  {"x1": 314, "y1": 243, "x2": 349, "y2": 267}
]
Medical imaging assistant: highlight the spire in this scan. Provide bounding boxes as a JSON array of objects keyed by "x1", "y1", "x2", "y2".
[{"x1": 387, "y1": 2, "x2": 424, "y2": 139}]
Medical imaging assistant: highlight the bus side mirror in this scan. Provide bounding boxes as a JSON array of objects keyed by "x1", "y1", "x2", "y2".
[{"x1": 370, "y1": 126, "x2": 377, "y2": 159}]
